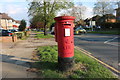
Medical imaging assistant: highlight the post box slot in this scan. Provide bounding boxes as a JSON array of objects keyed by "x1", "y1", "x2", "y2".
[{"x1": 63, "y1": 24, "x2": 71, "y2": 26}]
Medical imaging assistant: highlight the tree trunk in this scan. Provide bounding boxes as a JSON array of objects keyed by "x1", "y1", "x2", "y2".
[
  {"x1": 43, "y1": 1, "x2": 47, "y2": 35},
  {"x1": 44, "y1": 22, "x2": 47, "y2": 35}
]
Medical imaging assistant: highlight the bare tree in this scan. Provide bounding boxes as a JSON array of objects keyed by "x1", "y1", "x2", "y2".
[
  {"x1": 116, "y1": 1, "x2": 120, "y2": 7},
  {"x1": 93, "y1": 0, "x2": 115, "y2": 16},
  {"x1": 60, "y1": 3, "x2": 86, "y2": 22}
]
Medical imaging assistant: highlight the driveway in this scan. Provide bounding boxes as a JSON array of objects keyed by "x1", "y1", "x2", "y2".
[{"x1": 1, "y1": 32, "x2": 57, "y2": 78}]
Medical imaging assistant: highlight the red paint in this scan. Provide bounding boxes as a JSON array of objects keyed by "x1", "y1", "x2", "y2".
[
  {"x1": 54, "y1": 16, "x2": 75, "y2": 58},
  {"x1": 13, "y1": 25, "x2": 18, "y2": 28},
  {"x1": 55, "y1": 23, "x2": 58, "y2": 42},
  {"x1": 9, "y1": 33, "x2": 13, "y2": 36}
]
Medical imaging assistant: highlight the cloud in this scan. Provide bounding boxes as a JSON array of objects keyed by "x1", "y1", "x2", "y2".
[
  {"x1": 74, "y1": 0, "x2": 97, "y2": 2},
  {"x1": 0, "y1": 2, "x2": 29, "y2": 26},
  {"x1": 0, "y1": 4, "x2": 4, "y2": 12},
  {"x1": 5, "y1": 4, "x2": 27, "y2": 15},
  {"x1": 74, "y1": 0, "x2": 120, "y2": 2},
  {"x1": 0, "y1": 0, "x2": 27, "y2": 2},
  {"x1": 0, "y1": 2, "x2": 29, "y2": 19}
]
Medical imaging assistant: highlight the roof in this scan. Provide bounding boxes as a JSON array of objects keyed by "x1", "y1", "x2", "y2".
[
  {"x1": 0, "y1": 13, "x2": 21, "y2": 24},
  {"x1": 0, "y1": 13, "x2": 14, "y2": 21},
  {"x1": 15, "y1": 20, "x2": 21, "y2": 24}
]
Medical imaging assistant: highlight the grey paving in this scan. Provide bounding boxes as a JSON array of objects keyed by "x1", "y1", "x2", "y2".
[{"x1": 1, "y1": 32, "x2": 57, "y2": 78}]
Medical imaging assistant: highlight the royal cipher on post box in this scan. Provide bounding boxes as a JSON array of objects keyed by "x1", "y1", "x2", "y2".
[{"x1": 54, "y1": 16, "x2": 75, "y2": 71}]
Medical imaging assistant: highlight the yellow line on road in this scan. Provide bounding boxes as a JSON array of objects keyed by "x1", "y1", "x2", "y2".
[
  {"x1": 78, "y1": 48, "x2": 92, "y2": 54},
  {"x1": 75, "y1": 46, "x2": 120, "y2": 74}
]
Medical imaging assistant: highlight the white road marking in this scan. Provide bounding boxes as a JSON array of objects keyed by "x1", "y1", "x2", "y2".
[
  {"x1": 104, "y1": 37, "x2": 118, "y2": 43},
  {"x1": 104, "y1": 42, "x2": 119, "y2": 46},
  {"x1": 104, "y1": 37, "x2": 119, "y2": 46}
]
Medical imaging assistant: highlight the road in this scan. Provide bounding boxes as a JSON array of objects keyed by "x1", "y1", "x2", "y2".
[{"x1": 74, "y1": 33, "x2": 119, "y2": 73}]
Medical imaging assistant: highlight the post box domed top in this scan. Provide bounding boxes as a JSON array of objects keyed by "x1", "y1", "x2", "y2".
[{"x1": 54, "y1": 16, "x2": 75, "y2": 21}]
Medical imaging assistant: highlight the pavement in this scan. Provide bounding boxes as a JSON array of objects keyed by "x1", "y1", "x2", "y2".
[
  {"x1": 1, "y1": 32, "x2": 57, "y2": 78},
  {"x1": 74, "y1": 33, "x2": 119, "y2": 74}
]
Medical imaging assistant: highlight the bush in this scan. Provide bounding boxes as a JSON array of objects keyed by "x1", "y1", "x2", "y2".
[
  {"x1": 100, "y1": 22, "x2": 120, "y2": 29},
  {"x1": 24, "y1": 31, "x2": 30, "y2": 36},
  {"x1": 18, "y1": 19, "x2": 26, "y2": 31},
  {"x1": 14, "y1": 32, "x2": 25, "y2": 39}
]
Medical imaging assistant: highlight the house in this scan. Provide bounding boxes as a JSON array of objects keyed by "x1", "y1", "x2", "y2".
[
  {"x1": 0, "y1": 13, "x2": 20, "y2": 30},
  {"x1": 115, "y1": 1, "x2": 120, "y2": 22},
  {"x1": 105, "y1": 19, "x2": 116, "y2": 23},
  {"x1": 0, "y1": 13, "x2": 13, "y2": 29},
  {"x1": 13, "y1": 20, "x2": 21, "y2": 30}
]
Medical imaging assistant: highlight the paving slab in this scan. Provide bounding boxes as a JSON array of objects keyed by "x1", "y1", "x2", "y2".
[{"x1": 1, "y1": 32, "x2": 57, "y2": 78}]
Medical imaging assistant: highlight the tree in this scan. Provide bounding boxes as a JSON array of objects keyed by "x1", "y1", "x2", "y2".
[
  {"x1": 19, "y1": 19, "x2": 26, "y2": 31},
  {"x1": 28, "y1": 0, "x2": 74, "y2": 35},
  {"x1": 30, "y1": 14, "x2": 44, "y2": 30},
  {"x1": 61, "y1": 3, "x2": 86, "y2": 22},
  {"x1": 93, "y1": 0, "x2": 115, "y2": 16}
]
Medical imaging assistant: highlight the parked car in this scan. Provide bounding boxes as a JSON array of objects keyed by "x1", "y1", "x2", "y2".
[
  {"x1": 8, "y1": 29, "x2": 18, "y2": 32},
  {"x1": 51, "y1": 27, "x2": 55, "y2": 35},
  {"x1": 0, "y1": 29, "x2": 13, "y2": 36},
  {"x1": 50, "y1": 23, "x2": 55, "y2": 35},
  {"x1": 74, "y1": 27, "x2": 87, "y2": 35}
]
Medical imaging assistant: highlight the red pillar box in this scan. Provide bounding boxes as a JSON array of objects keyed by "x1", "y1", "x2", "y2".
[{"x1": 54, "y1": 16, "x2": 75, "y2": 71}]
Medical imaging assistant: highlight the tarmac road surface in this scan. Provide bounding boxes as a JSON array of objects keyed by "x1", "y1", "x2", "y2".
[{"x1": 74, "y1": 33, "x2": 119, "y2": 73}]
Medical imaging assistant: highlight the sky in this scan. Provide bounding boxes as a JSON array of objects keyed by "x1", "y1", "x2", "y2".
[
  {"x1": 0, "y1": 0, "x2": 118, "y2": 26},
  {"x1": 0, "y1": 0, "x2": 30, "y2": 26}
]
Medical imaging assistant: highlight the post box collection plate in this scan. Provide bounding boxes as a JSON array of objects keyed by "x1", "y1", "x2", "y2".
[{"x1": 65, "y1": 28, "x2": 70, "y2": 36}]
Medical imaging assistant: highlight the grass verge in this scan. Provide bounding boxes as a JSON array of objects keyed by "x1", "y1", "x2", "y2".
[
  {"x1": 35, "y1": 33, "x2": 54, "y2": 39},
  {"x1": 33, "y1": 31, "x2": 44, "y2": 34},
  {"x1": 32, "y1": 45, "x2": 117, "y2": 78}
]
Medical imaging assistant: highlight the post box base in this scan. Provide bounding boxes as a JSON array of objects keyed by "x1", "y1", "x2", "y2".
[{"x1": 58, "y1": 57, "x2": 74, "y2": 71}]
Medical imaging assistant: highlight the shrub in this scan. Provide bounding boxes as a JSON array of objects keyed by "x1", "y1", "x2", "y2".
[{"x1": 14, "y1": 32, "x2": 25, "y2": 39}]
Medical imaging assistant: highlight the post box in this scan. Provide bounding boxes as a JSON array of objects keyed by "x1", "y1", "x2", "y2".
[
  {"x1": 54, "y1": 16, "x2": 75, "y2": 71},
  {"x1": 54, "y1": 23, "x2": 58, "y2": 42}
]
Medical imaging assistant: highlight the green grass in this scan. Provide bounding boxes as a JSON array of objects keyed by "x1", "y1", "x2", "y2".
[
  {"x1": 35, "y1": 33, "x2": 54, "y2": 39},
  {"x1": 33, "y1": 31, "x2": 44, "y2": 34},
  {"x1": 88, "y1": 30, "x2": 120, "y2": 35},
  {"x1": 32, "y1": 45, "x2": 117, "y2": 78}
]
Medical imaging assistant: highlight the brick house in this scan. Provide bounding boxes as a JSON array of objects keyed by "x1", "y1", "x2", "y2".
[{"x1": 0, "y1": 13, "x2": 20, "y2": 30}]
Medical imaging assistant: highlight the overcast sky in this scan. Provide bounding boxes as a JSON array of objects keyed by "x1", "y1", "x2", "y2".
[{"x1": 0, "y1": 0, "x2": 117, "y2": 26}]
